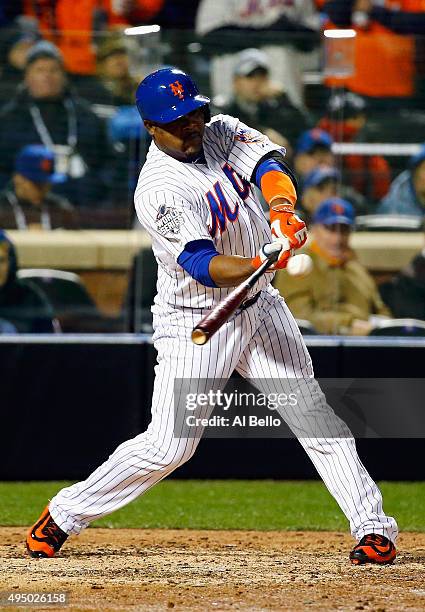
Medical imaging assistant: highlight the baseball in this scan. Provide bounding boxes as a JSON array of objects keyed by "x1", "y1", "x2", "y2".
[{"x1": 286, "y1": 254, "x2": 313, "y2": 277}]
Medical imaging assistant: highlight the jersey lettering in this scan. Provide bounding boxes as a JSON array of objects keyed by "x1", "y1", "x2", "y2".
[
  {"x1": 206, "y1": 181, "x2": 239, "y2": 237},
  {"x1": 240, "y1": 0, "x2": 263, "y2": 18},
  {"x1": 240, "y1": 0, "x2": 295, "y2": 19},
  {"x1": 222, "y1": 163, "x2": 250, "y2": 200}
]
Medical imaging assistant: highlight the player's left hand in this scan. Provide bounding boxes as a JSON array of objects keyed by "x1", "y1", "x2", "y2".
[
  {"x1": 270, "y1": 210, "x2": 308, "y2": 250},
  {"x1": 252, "y1": 239, "x2": 294, "y2": 271}
]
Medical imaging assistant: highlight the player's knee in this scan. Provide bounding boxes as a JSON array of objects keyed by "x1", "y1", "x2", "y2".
[
  {"x1": 130, "y1": 438, "x2": 199, "y2": 473},
  {"x1": 113, "y1": 434, "x2": 199, "y2": 473},
  {"x1": 160, "y1": 440, "x2": 198, "y2": 471}
]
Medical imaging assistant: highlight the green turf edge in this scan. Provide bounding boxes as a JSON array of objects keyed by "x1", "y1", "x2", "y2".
[{"x1": 0, "y1": 480, "x2": 423, "y2": 532}]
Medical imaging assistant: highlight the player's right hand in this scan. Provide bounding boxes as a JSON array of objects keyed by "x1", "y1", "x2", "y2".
[
  {"x1": 270, "y1": 212, "x2": 308, "y2": 251},
  {"x1": 251, "y1": 239, "x2": 294, "y2": 271}
]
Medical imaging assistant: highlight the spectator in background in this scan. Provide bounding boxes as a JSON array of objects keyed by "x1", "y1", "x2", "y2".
[
  {"x1": 22, "y1": 0, "x2": 165, "y2": 76},
  {"x1": 96, "y1": 36, "x2": 139, "y2": 105},
  {"x1": 75, "y1": 36, "x2": 138, "y2": 106},
  {"x1": 0, "y1": 317, "x2": 18, "y2": 334},
  {"x1": 377, "y1": 144, "x2": 425, "y2": 217},
  {"x1": 294, "y1": 128, "x2": 334, "y2": 181},
  {"x1": 213, "y1": 48, "x2": 310, "y2": 155},
  {"x1": 196, "y1": 0, "x2": 320, "y2": 108},
  {"x1": 0, "y1": 41, "x2": 113, "y2": 208},
  {"x1": 323, "y1": 0, "x2": 425, "y2": 108},
  {"x1": 301, "y1": 165, "x2": 367, "y2": 223},
  {"x1": 0, "y1": 231, "x2": 56, "y2": 333},
  {"x1": 379, "y1": 238, "x2": 425, "y2": 321},
  {"x1": 107, "y1": 106, "x2": 148, "y2": 213},
  {"x1": 0, "y1": 16, "x2": 40, "y2": 103},
  {"x1": 318, "y1": 92, "x2": 391, "y2": 202},
  {"x1": 274, "y1": 198, "x2": 390, "y2": 334},
  {"x1": 0, "y1": 145, "x2": 77, "y2": 230}
]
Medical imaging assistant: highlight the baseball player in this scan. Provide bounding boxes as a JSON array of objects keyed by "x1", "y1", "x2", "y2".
[{"x1": 26, "y1": 68, "x2": 398, "y2": 566}]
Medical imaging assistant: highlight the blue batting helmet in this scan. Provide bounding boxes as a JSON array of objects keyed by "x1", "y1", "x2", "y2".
[{"x1": 135, "y1": 67, "x2": 210, "y2": 124}]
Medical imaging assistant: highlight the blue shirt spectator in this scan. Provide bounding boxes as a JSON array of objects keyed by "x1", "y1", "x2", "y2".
[
  {"x1": 377, "y1": 144, "x2": 425, "y2": 217},
  {"x1": 294, "y1": 129, "x2": 334, "y2": 181}
]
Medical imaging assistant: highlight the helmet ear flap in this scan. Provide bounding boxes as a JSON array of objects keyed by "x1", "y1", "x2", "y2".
[{"x1": 203, "y1": 105, "x2": 211, "y2": 123}]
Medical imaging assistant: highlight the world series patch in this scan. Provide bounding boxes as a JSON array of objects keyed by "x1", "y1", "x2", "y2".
[{"x1": 155, "y1": 205, "x2": 182, "y2": 239}]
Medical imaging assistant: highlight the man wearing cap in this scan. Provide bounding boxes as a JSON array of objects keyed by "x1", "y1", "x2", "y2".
[
  {"x1": 0, "y1": 41, "x2": 112, "y2": 208},
  {"x1": 301, "y1": 165, "x2": 367, "y2": 222},
  {"x1": 274, "y1": 197, "x2": 390, "y2": 334},
  {"x1": 317, "y1": 92, "x2": 391, "y2": 202},
  {"x1": 0, "y1": 145, "x2": 76, "y2": 230},
  {"x1": 74, "y1": 37, "x2": 139, "y2": 106},
  {"x1": 214, "y1": 48, "x2": 310, "y2": 154},
  {"x1": 96, "y1": 37, "x2": 139, "y2": 105},
  {"x1": 377, "y1": 144, "x2": 425, "y2": 217},
  {"x1": 294, "y1": 128, "x2": 335, "y2": 181}
]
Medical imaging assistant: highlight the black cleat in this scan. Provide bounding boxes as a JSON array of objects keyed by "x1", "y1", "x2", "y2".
[
  {"x1": 350, "y1": 534, "x2": 396, "y2": 565},
  {"x1": 26, "y1": 506, "x2": 68, "y2": 558}
]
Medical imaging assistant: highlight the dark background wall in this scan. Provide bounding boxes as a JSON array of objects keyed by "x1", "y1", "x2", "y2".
[{"x1": 1, "y1": 338, "x2": 424, "y2": 481}]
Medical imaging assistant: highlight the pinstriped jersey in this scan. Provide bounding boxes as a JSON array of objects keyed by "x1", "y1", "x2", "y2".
[
  {"x1": 196, "y1": 0, "x2": 319, "y2": 35},
  {"x1": 134, "y1": 114, "x2": 285, "y2": 310}
]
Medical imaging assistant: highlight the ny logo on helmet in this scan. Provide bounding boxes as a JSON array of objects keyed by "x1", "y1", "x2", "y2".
[
  {"x1": 169, "y1": 81, "x2": 184, "y2": 99},
  {"x1": 331, "y1": 202, "x2": 345, "y2": 215},
  {"x1": 41, "y1": 158, "x2": 53, "y2": 173}
]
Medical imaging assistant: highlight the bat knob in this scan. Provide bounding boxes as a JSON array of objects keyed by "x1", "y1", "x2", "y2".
[{"x1": 191, "y1": 328, "x2": 209, "y2": 345}]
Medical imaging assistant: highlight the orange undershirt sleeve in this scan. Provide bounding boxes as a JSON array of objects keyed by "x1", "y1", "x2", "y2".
[{"x1": 260, "y1": 170, "x2": 297, "y2": 208}]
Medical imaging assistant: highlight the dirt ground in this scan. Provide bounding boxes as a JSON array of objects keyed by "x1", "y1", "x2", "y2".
[{"x1": 0, "y1": 528, "x2": 424, "y2": 612}]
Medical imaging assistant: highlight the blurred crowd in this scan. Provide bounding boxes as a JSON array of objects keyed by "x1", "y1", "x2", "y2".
[{"x1": 0, "y1": 0, "x2": 424, "y2": 335}]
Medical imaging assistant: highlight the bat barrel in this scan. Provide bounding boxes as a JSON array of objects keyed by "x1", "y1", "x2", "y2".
[{"x1": 191, "y1": 282, "x2": 251, "y2": 345}]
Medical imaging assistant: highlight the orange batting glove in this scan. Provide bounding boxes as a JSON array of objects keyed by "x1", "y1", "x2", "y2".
[{"x1": 270, "y1": 203, "x2": 308, "y2": 250}]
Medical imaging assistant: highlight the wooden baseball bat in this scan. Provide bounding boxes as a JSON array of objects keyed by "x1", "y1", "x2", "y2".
[{"x1": 191, "y1": 250, "x2": 280, "y2": 346}]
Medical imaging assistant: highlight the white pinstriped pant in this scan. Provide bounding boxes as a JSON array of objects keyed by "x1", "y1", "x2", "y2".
[{"x1": 50, "y1": 286, "x2": 398, "y2": 543}]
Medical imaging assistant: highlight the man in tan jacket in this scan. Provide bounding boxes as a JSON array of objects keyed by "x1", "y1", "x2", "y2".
[{"x1": 274, "y1": 198, "x2": 390, "y2": 334}]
